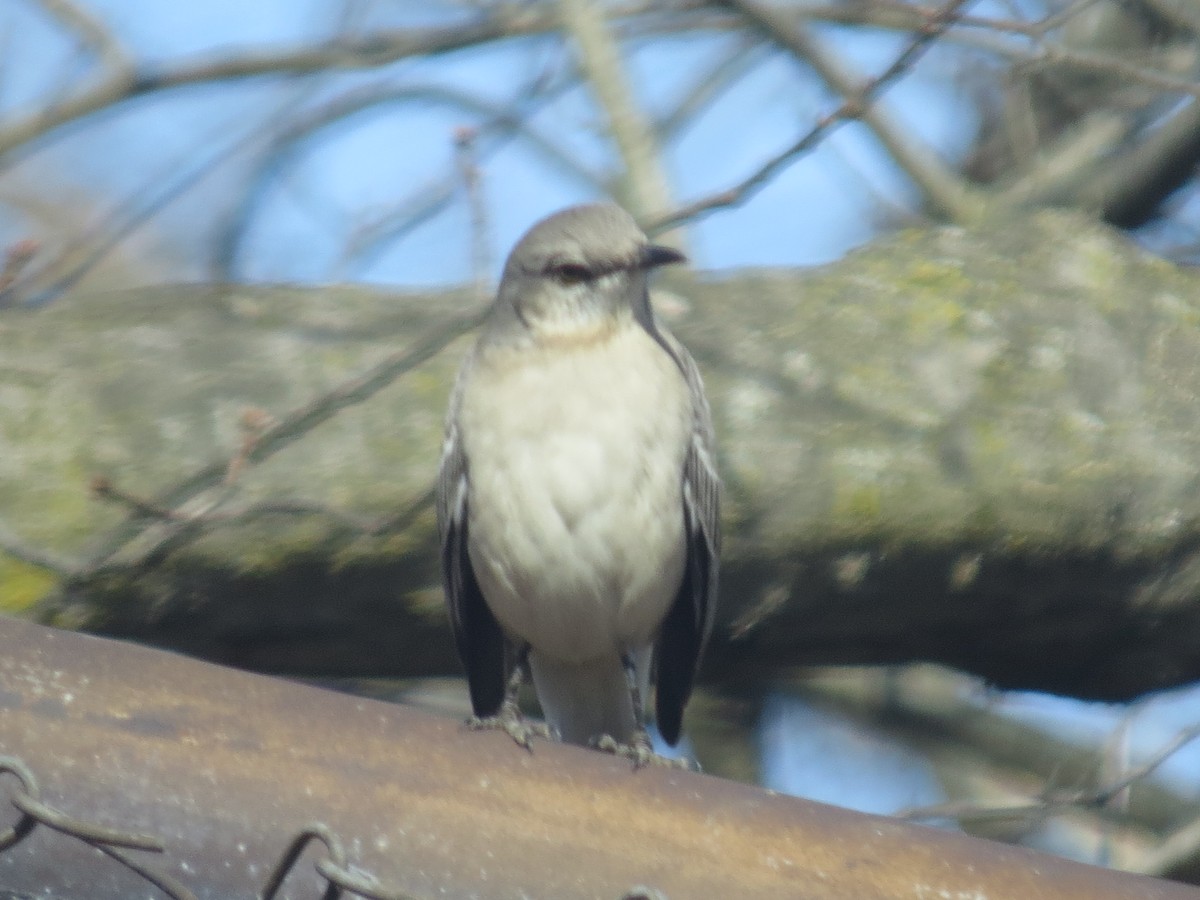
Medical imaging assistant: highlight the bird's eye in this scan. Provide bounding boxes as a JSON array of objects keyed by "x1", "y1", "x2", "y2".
[{"x1": 547, "y1": 262, "x2": 592, "y2": 285}]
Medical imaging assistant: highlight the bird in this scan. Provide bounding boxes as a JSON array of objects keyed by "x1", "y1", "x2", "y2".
[{"x1": 436, "y1": 203, "x2": 720, "y2": 762}]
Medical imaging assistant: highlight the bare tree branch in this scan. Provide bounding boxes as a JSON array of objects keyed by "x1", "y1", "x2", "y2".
[
  {"x1": 1139, "y1": 812, "x2": 1200, "y2": 880},
  {"x1": 897, "y1": 722, "x2": 1200, "y2": 827},
  {"x1": 789, "y1": 0, "x2": 1104, "y2": 39},
  {"x1": 650, "y1": 0, "x2": 980, "y2": 232},
  {"x1": 14, "y1": 101, "x2": 299, "y2": 306},
  {"x1": 1086, "y1": 99, "x2": 1200, "y2": 228},
  {"x1": 726, "y1": 0, "x2": 982, "y2": 223},
  {"x1": 81, "y1": 306, "x2": 482, "y2": 575},
  {"x1": 656, "y1": 35, "x2": 768, "y2": 139},
  {"x1": 995, "y1": 110, "x2": 1141, "y2": 209},
  {"x1": 210, "y1": 80, "x2": 592, "y2": 280},
  {"x1": 0, "y1": 1, "x2": 681, "y2": 163},
  {"x1": 799, "y1": 666, "x2": 1200, "y2": 840},
  {"x1": 28, "y1": 0, "x2": 130, "y2": 71},
  {"x1": 0, "y1": 238, "x2": 39, "y2": 307},
  {"x1": 1032, "y1": 43, "x2": 1200, "y2": 101},
  {"x1": 0, "y1": 518, "x2": 83, "y2": 577},
  {"x1": 336, "y1": 80, "x2": 595, "y2": 272},
  {"x1": 1140, "y1": 0, "x2": 1200, "y2": 34},
  {"x1": 558, "y1": 0, "x2": 678, "y2": 228},
  {"x1": 453, "y1": 126, "x2": 493, "y2": 303}
]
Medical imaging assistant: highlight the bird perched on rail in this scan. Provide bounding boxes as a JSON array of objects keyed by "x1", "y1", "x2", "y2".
[{"x1": 436, "y1": 203, "x2": 720, "y2": 763}]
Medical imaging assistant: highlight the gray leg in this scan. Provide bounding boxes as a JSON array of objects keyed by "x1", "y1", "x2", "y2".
[
  {"x1": 467, "y1": 646, "x2": 551, "y2": 751},
  {"x1": 593, "y1": 654, "x2": 691, "y2": 770}
]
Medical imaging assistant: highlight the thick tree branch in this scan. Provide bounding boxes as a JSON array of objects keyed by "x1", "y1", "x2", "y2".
[{"x1": 5, "y1": 211, "x2": 1200, "y2": 704}]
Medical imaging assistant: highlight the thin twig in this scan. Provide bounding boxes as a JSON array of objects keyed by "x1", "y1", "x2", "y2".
[
  {"x1": 82, "y1": 309, "x2": 482, "y2": 573},
  {"x1": 454, "y1": 127, "x2": 492, "y2": 304},
  {"x1": 8, "y1": 0, "x2": 1163, "y2": 177},
  {"x1": 29, "y1": 0, "x2": 130, "y2": 70},
  {"x1": 0, "y1": 519, "x2": 84, "y2": 578},
  {"x1": 90, "y1": 476, "x2": 181, "y2": 522},
  {"x1": 765, "y1": 0, "x2": 1101, "y2": 40},
  {"x1": 15, "y1": 90, "x2": 313, "y2": 307},
  {"x1": 223, "y1": 407, "x2": 278, "y2": 486},
  {"x1": 336, "y1": 75, "x2": 589, "y2": 273},
  {"x1": 657, "y1": 36, "x2": 768, "y2": 139},
  {"x1": 899, "y1": 721, "x2": 1200, "y2": 825},
  {"x1": 0, "y1": 239, "x2": 39, "y2": 307},
  {"x1": 0, "y1": 0, "x2": 677, "y2": 163},
  {"x1": 1087, "y1": 721, "x2": 1200, "y2": 806},
  {"x1": 1032, "y1": 43, "x2": 1200, "y2": 101},
  {"x1": 211, "y1": 79, "x2": 588, "y2": 280},
  {"x1": 649, "y1": 0, "x2": 978, "y2": 233},
  {"x1": 336, "y1": 79, "x2": 590, "y2": 273}
]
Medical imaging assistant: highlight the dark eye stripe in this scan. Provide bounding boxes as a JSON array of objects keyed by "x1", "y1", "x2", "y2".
[{"x1": 546, "y1": 262, "x2": 593, "y2": 284}]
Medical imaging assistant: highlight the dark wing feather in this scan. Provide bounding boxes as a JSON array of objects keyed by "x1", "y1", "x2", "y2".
[
  {"x1": 652, "y1": 328, "x2": 721, "y2": 746},
  {"x1": 437, "y1": 357, "x2": 508, "y2": 717}
]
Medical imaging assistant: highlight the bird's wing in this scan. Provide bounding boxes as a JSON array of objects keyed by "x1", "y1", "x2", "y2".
[
  {"x1": 437, "y1": 352, "x2": 509, "y2": 717},
  {"x1": 652, "y1": 327, "x2": 721, "y2": 746}
]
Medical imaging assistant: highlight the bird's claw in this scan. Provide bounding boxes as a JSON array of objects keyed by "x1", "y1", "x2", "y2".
[
  {"x1": 466, "y1": 702, "x2": 551, "y2": 752},
  {"x1": 593, "y1": 731, "x2": 696, "y2": 771}
]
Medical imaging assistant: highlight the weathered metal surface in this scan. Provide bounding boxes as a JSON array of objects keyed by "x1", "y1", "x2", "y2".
[{"x1": 0, "y1": 617, "x2": 1195, "y2": 899}]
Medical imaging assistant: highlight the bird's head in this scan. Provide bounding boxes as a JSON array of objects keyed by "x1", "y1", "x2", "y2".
[{"x1": 489, "y1": 204, "x2": 685, "y2": 343}]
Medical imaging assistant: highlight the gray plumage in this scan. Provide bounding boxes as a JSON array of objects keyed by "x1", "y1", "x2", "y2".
[{"x1": 436, "y1": 203, "x2": 720, "y2": 748}]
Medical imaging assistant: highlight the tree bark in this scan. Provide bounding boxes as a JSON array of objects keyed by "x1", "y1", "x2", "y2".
[{"x1": 4, "y1": 209, "x2": 1200, "y2": 700}]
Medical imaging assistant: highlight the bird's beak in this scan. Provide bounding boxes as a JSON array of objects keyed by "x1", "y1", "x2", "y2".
[{"x1": 642, "y1": 244, "x2": 687, "y2": 270}]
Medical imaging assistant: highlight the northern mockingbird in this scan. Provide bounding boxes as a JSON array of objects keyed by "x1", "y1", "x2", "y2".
[{"x1": 436, "y1": 203, "x2": 720, "y2": 761}]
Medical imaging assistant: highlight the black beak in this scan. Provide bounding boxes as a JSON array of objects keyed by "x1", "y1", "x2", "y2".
[{"x1": 642, "y1": 244, "x2": 687, "y2": 269}]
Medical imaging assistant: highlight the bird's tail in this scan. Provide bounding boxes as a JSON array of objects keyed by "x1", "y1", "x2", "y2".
[{"x1": 529, "y1": 650, "x2": 649, "y2": 747}]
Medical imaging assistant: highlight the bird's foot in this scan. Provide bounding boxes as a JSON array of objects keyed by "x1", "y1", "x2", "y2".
[
  {"x1": 593, "y1": 730, "x2": 695, "y2": 771},
  {"x1": 467, "y1": 701, "x2": 551, "y2": 752}
]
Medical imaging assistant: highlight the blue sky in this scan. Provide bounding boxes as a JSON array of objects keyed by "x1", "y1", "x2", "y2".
[{"x1": 2, "y1": 0, "x2": 978, "y2": 285}]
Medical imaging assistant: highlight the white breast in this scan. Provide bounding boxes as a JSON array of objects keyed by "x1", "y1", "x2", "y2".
[{"x1": 459, "y1": 322, "x2": 691, "y2": 664}]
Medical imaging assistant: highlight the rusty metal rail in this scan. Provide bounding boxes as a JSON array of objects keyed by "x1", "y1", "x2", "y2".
[
  {"x1": 0, "y1": 753, "x2": 197, "y2": 899},
  {"x1": 0, "y1": 616, "x2": 1196, "y2": 898},
  {"x1": 0, "y1": 753, "x2": 418, "y2": 899}
]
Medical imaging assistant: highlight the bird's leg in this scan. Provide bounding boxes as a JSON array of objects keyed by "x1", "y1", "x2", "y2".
[
  {"x1": 467, "y1": 646, "x2": 552, "y2": 751},
  {"x1": 594, "y1": 654, "x2": 691, "y2": 770}
]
